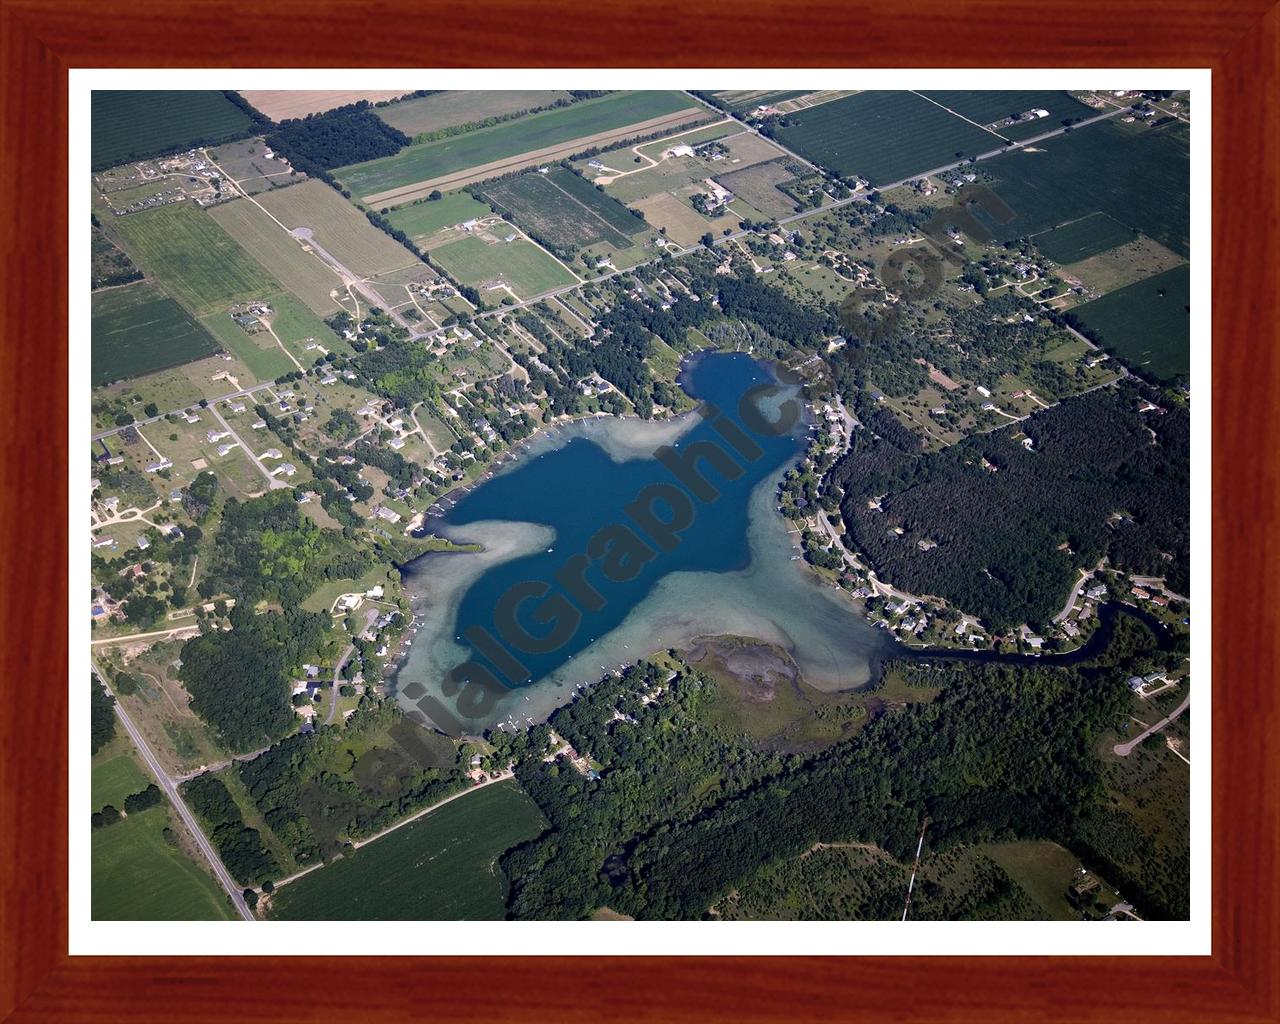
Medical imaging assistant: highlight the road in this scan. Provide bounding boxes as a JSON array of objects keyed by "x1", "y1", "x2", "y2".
[
  {"x1": 1113, "y1": 690, "x2": 1191, "y2": 757},
  {"x1": 91, "y1": 661, "x2": 254, "y2": 920},
  {"x1": 90, "y1": 623, "x2": 202, "y2": 647},
  {"x1": 209, "y1": 403, "x2": 288, "y2": 491}
]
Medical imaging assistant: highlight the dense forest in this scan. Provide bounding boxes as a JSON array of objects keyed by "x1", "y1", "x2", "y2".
[
  {"x1": 264, "y1": 105, "x2": 409, "y2": 173},
  {"x1": 830, "y1": 385, "x2": 1189, "y2": 628},
  {"x1": 198, "y1": 490, "x2": 370, "y2": 607},
  {"x1": 179, "y1": 605, "x2": 332, "y2": 751},
  {"x1": 91, "y1": 677, "x2": 116, "y2": 754},
  {"x1": 495, "y1": 614, "x2": 1186, "y2": 921},
  {"x1": 236, "y1": 701, "x2": 464, "y2": 868},
  {"x1": 182, "y1": 773, "x2": 279, "y2": 886}
]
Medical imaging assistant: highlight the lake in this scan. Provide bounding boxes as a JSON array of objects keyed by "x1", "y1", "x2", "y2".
[{"x1": 392, "y1": 351, "x2": 895, "y2": 735}]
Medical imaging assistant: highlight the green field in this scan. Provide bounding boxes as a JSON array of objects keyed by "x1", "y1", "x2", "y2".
[
  {"x1": 92, "y1": 752, "x2": 150, "y2": 811},
  {"x1": 481, "y1": 166, "x2": 644, "y2": 252},
  {"x1": 208, "y1": 197, "x2": 344, "y2": 313},
  {"x1": 92, "y1": 90, "x2": 254, "y2": 171},
  {"x1": 978, "y1": 119, "x2": 1191, "y2": 258},
  {"x1": 268, "y1": 781, "x2": 547, "y2": 920},
  {"x1": 336, "y1": 91, "x2": 696, "y2": 199},
  {"x1": 710, "y1": 90, "x2": 808, "y2": 114},
  {"x1": 255, "y1": 180, "x2": 420, "y2": 277},
  {"x1": 92, "y1": 806, "x2": 235, "y2": 920},
  {"x1": 981, "y1": 840, "x2": 1083, "y2": 919},
  {"x1": 92, "y1": 281, "x2": 220, "y2": 385},
  {"x1": 774, "y1": 91, "x2": 1001, "y2": 186},
  {"x1": 920, "y1": 90, "x2": 1097, "y2": 140},
  {"x1": 199, "y1": 306, "x2": 296, "y2": 381},
  {"x1": 432, "y1": 235, "x2": 577, "y2": 300},
  {"x1": 109, "y1": 202, "x2": 278, "y2": 314},
  {"x1": 376, "y1": 90, "x2": 572, "y2": 137},
  {"x1": 1033, "y1": 212, "x2": 1137, "y2": 263},
  {"x1": 1067, "y1": 264, "x2": 1191, "y2": 382},
  {"x1": 385, "y1": 192, "x2": 493, "y2": 246}
]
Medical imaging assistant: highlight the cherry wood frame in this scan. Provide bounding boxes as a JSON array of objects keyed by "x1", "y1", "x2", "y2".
[{"x1": 2, "y1": 1, "x2": 1276, "y2": 1020}]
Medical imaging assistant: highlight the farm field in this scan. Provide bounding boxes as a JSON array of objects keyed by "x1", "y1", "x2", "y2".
[
  {"x1": 268, "y1": 780, "x2": 547, "y2": 920},
  {"x1": 239, "y1": 90, "x2": 407, "y2": 121},
  {"x1": 92, "y1": 282, "x2": 221, "y2": 386},
  {"x1": 337, "y1": 91, "x2": 704, "y2": 204},
  {"x1": 710, "y1": 90, "x2": 808, "y2": 114},
  {"x1": 254, "y1": 180, "x2": 421, "y2": 277},
  {"x1": 1032, "y1": 212, "x2": 1136, "y2": 263},
  {"x1": 385, "y1": 192, "x2": 492, "y2": 248},
  {"x1": 432, "y1": 234, "x2": 578, "y2": 301},
  {"x1": 480, "y1": 166, "x2": 647, "y2": 252},
  {"x1": 715, "y1": 159, "x2": 801, "y2": 219},
  {"x1": 208, "y1": 197, "x2": 344, "y2": 313},
  {"x1": 376, "y1": 90, "x2": 573, "y2": 137},
  {"x1": 977, "y1": 119, "x2": 1191, "y2": 258},
  {"x1": 630, "y1": 192, "x2": 746, "y2": 247},
  {"x1": 774, "y1": 91, "x2": 1002, "y2": 186},
  {"x1": 1059, "y1": 235, "x2": 1187, "y2": 294},
  {"x1": 1067, "y1": 264, "x2": 1190, "y2": 382},
  {"x1": 920, "y1": 90, "x2": 1097, "y2": 141},
  {"x1": 92, "y1": 805, "x2": 234, "y2": 921},
  {"x1": 107, "y1": 202, "x2": 278, "y2": 315},
  {"x1": 92, "y1": 91, "x2": 254, "y2": 170},
  {"x1": 199, "y1": 304, "x2": 298, "y2": 381}
]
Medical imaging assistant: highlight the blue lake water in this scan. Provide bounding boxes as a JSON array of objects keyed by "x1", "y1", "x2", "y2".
[{"x1": 394, "y1": 352, "x2": 895, "y2": 735}]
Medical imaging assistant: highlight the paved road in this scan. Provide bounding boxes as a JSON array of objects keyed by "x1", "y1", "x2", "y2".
[
  {"x1": 91, "y1": 661, "x2": 254, "y2": 920},
  {"x1": 1113, "y1": 690, "x2": 1191, "y2": 757},
  {"x1": 209, "y1": 403, "x2": 287, "y2": 491}
]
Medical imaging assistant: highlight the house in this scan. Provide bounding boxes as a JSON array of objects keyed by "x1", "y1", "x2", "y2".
[
  {"x1": 272, "y1": 463, "x2": 297, "y2": 477},
  {"x1": 365, "y1": 585, "x2": 384, "y2": 599},
  {"x1": 106, "y1": 455, "x2": 125, "y2": 466},
  {"x1": 93, "y1": 536, "x2": 115, "y2": 549},
  {"x1": 375, "y1": 506, "x2": 401, "y2": 524},
  {"x1": 251, "y1": 419, "x2": 267, "y2": 430},
  {"x1": 260, "y1": 448, "x2": 283, "y2": 460},
  {"x1": 144, "y1": 458, "x2": 172, "y2": 473},
  {"x1": 388, "y1": 437, "x2": 406, "y2": 450},
  {"x1": 667, "y1": 144, "x2": 694, "y2": 158},
  {"x1": 136, "y1": 535, "x2": 151, "y2": 551},
  {"x1": 216, "y1": 443, "x2": 239, "y2": 457},
  {"x1": 206, "y1": 429, "x2": 231, "y2": 443},
  {"x1": 976, "y1": 385, "x2": 991, "y2": 398}
]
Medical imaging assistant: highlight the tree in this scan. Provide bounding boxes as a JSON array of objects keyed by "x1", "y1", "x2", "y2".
[
  {"x1": 144, "y1": 402, "x2": 159, "y2": 418},
  {"x1": 91, "y1": 678, "x2": 116, "y2": 754}
]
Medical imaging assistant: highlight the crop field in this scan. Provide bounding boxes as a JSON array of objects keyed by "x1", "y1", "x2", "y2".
[
  {"x1": 1058, "y1": 235, "x2": 1187, "y2": 294},
  {"x1": 93, "y1": 806, "x2": 234, "y2": 921},
  {"x1": 336, "y1": 91, "x2": 702, "y2": 204},
  {"x1": 710, "y1": 90, "x2": 809, "y2": 114},
  {"x1": 255, "y1": 180, "x2": 420, "y2": 277},
  {"x1": 977, "y1": 120, "x2": 1190, "y2": 258},
  {"x1": 432, "y1": 234, "x2": 577, "y2": 301},
  {"x1": 92, "y1": 91, "x2": 254, "y2": 171},
  {"x1": 481, "y1": 167, "x2": 645, "y2": 252},
  {"x1": 715, "y1": 159, "x2": 801, "y2": 219},
  {"x1": 268, "y1": 781, "x2": 547, "y2": 920},
  {"x1": 239, "y1": 90, "x2": 408, "y2": 121},
  {"x1": 920, "y1": 90, "x2": 1097, "y2": 141},
  {"x1": 108, "y1": 202, "x2": 278, "y2": 315},
  {"x1": 92, "y1": 282, "x2": 220, "y2": 386},
  {"x1": 385, "y1": 192, "x2": 492, "y2": 247},
  {"x1": 208, "y1": 198, "x2": 343, "y2": 313},
  {"x1": 1067, "y1": 264, "x2": 1190, "y2": 382},
  {"x1": 775, "y1": 91, "x2": 1002, "y2": 186},
  {"x1": 376, "y1": 90, "x2": 572, "y2": 137},
  {"x1": 1032, "y1": 212, "x2": 1136, "y2": 263}
]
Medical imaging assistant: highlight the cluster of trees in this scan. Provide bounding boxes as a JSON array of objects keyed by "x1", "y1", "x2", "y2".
[
  {"x1": 91, "y1": 678, "x2": 116, "y2": 753},
  {"x1": 93, "y1": 783, "x2": 165, "y2": 829},
  {"x1": 264, "y1": 104, "x2": 409, "y2": 172},
  {"x1": 182, "y1": 470, "x2": 219, "y2": 522},
  {"x1": 179, "y1": 605, "x2": 332, "y2": 751},
  {"x1": 236, "y1": 701, "x2": 466, "y2": 868},
  {"x1": 199, "y1": 490, "x2": 369, "y2": 607},
  {"x1": 181, "y1": 773, "x2": 279, "y2": 886},
  {"x1": 831, "y1": 386, "x2": 1189, "y2": 628}
]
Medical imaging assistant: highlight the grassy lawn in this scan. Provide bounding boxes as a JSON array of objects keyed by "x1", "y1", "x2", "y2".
[
  {"x1": 92, "y1": 749, "x2": 150, "y2": 811},
  {"x1": 386, "y1": 192, "x2": 493, "y2": 246},
  {"x1": 432, "y1": 235, "x2": 577, "y2": 300},
  {"x1": 92, "y1": 805, "x2": 235, "y2": 920},
  {"x1": 268, "y1": 780, "x2": 547, "y2": 920},
  {"x1": 981, "y1": 840, "x2": 1085, "y2": 920},
  {"x1": 302, "y1": 565, "x2": 397, "y2": 614}
]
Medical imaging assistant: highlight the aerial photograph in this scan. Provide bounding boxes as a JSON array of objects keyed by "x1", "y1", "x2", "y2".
[{"x1": 87, "y1": 86, "x2": 1192, "y2": 923}]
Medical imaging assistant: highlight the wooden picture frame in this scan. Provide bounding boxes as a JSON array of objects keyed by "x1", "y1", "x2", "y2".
[{"x1": 2, "y1": 1, "x2": 1275, "y2": 1019}]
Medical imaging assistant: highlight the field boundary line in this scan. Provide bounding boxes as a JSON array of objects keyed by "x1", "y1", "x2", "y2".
[{"x1": 909, "y1": 91, "x2": 1011, "y2": 141}]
